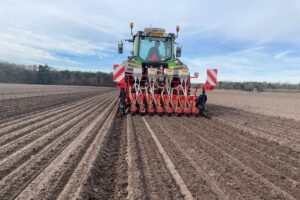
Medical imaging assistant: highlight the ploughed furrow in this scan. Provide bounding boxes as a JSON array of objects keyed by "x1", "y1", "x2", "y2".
[
  {"x1": 0, "y1": 94, "x2": 105, "y2": 147},
  {"x1": 0, "y1": 87, "x2": 109, "y2": 100},
  {"x1": 210, "y1": 104, "x2": 300, "y2": 129},
  {"x1": 152, "y1": 116, "x2": 298, "y2": 199},
  {"x1": 0, "y1": 95, "x2": 113, "y2": 179},
  {"x1": 0, "y1": 95, "x2": 116, "y2": 200},
  {"x1": 0, "y1": 93, "x2": 113, "y2": 160},
  {"x1": 0, "y1": 91, "x2": 94, "y2": 120},
  {"x1": 147, "y1": 117, "x2": 230, "y2": 199},
  {"x1": 0, "y1": 88, "x2": 114, "y2": 122},
  {"x1": 213, "y1": 114, "x2": 300, "y2": 153},
  {"x1": 0, "y1": 92, "x2": 96, "y2": 130},
  {"x1": 183, "y1": 117, "x2": 299, "y2": 198},
  {"x1": 203, "y1": 119, "x2": 300, "y2": 169},
  {"x1": 0, "y1": 93, "x2": 101, "y2": 136},
  {"x1": 60, "y1": 108, "x2": 128, "y2": 200},
  {"x1": 125, "y1": 115, "x2": 146, "y2": 199},
  {"x1": 141, "y1": 117, "x2": 193, "y2": 200},
  {"x1": 15, "y1": 99, "x2": 117, "y2": 200},
  {"x1": 130, "y1": 116, "x2": 184, "y2": 199},
  {"x1": 214, "y1": 112, "x2": 300, "y2": 145},
  {"x1": 210, "y1": 104, "x2": 300, "y2": 140},
  {"x1": 209, "y1": 105, "x2": 300, "y2": 152},
  {"x1": 189, "y1": 117, "x2": 300, "y2": 176}
]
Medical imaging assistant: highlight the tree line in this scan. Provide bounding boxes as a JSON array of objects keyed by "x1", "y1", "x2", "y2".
[
  {"x1": 191, "y1": 81, "x2": 300, "y2": 92},
  {"x1": 0, "y1": 61, "x2": 114, "y2": 87},
  {"x1": 215, "y1": 81, "x2": 300, "y2": 92},
  {"x1": 1, "y1": 61, "x2": 299, "y2": 91}
]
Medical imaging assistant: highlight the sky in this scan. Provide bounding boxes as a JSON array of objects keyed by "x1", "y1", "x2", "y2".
[{"x1": 0, "y1": 0, "x2": 300, "y2": 83}]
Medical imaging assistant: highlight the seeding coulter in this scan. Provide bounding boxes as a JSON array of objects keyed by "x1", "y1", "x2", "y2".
[{"x1": 114, "y1": 23, "x2": 218, "y2": 116}]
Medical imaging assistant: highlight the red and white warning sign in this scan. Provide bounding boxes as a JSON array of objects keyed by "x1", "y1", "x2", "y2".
[
  {"x1": 206, "y1": 69, "x2": 218, "y2": 86},
  {"x1": 113, "y1": 64, "x2": 125, "y2": 82}
]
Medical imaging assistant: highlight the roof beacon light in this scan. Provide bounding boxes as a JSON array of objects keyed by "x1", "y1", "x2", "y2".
[
  {"x1": 130, "y1": 22, "x2": 134, "y2": 28},
  {"x1": 130, "y1": 22, "x2": 134, "y2": 35},
  {"x1": 176, "y1": 25, "x2": 180, "y2": 37}
]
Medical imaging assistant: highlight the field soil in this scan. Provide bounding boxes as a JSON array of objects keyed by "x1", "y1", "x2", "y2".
[
  {"x1": 206, "y1": 89, "x2": 300, "y2": 121},
  {"x1": 0, "y1": 85, "x2": 299, "y2": 200}
]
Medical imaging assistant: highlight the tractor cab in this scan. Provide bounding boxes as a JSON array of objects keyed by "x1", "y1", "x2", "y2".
[
  {"x1": 134, "y1": 28, "x2": 173, "y2": 63},
  {"x1": 118, "y1": 25, "x2": 183, "y2": 71}
]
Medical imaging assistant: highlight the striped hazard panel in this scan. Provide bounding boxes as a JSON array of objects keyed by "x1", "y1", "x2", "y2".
[
  {"x1": 113, "y1": 64, "x2": 125, "y2": 82},
  {"x1": 206, "y1": 69, "x2": 218, "y2": 86}
]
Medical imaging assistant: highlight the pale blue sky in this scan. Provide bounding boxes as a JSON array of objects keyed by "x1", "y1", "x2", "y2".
[{"x1": 0, "y1": 0, "x2": 300, "y2": 83}]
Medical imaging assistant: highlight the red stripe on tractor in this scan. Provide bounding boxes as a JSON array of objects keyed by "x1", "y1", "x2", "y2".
[
  {"x1": 116, "y1": 77, "x2": 125, "y2": 88},
  {"x1": 213, "y1": 69, "x2": 218, "y2": 74},
  {"x1": 113, "y1": 66, "x2": 125, "y2": 81},
  {"x1": 207, "y1": 70, "x2": 217, "y2": 84},
  {"x1": 113, "y1": 64, "x2": 119, "y2": 70}
]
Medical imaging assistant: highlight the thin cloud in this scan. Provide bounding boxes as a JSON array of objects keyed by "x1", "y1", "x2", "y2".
[{"x1": 187, "y1": 47, "x2": 300, "y2": 83}]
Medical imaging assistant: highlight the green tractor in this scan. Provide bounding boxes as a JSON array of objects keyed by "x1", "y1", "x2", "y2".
[{"x1": 113, "y1": 22, "x2": 218, "y2": 116}]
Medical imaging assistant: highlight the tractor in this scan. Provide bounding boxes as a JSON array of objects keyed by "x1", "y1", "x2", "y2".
[{"x1": 114, "y1": 22, "x2": 218, "y2": 116}]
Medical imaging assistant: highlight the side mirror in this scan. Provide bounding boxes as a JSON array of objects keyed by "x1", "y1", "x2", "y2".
[
  {"x1": 176, "y1": 46, "x2": 181, "y2": 57},
  {"x1": 118, "y1": 41, "x2": 123, "y2": 54}
]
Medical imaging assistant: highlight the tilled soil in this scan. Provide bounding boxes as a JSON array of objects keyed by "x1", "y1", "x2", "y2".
[
  {"x1": 207, "y1": 90, "x2": 300, "y2": 121},
  {"x1": 0, "y1": 85, "x2": 299, "y2": 200}
]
